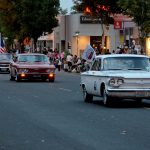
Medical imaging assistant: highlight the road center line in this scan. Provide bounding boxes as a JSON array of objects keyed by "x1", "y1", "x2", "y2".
[{"x1": 59, "y1": 88, "x2": 72, "y2": 92}]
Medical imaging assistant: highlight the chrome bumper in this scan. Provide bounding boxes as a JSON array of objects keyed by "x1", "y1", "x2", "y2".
[
  {"x1": 0, "y1": 67, "x2": 10, "y2": 71},
  {"x1": 107, "y1": 88, "x2": 150, "y2": 98}
]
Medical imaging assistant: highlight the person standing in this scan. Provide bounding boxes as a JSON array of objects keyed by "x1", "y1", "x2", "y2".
[
  {"x1": 57, "y1": 59, "x2": 62, "y2": 71},
  {"x1": 66, "y1": 53, "x2": 73, "y2": 72}
]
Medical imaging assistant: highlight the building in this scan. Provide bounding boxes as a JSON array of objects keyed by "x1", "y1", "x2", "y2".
[
  {"x1": 54, "y1": 13, "x2": 122, "y2": 56},
  {"x1": 38, "y1": 13, "x2": 149, "y2": 56},
  {"x1": 37, "y1": 33, "x2": 54, "y2": 51}
]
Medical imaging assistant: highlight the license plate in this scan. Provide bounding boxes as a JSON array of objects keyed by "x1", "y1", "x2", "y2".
[
  {"x1": 33, "y1": 75, "x2": 41, "y2": 77},
  {"x1": 136, "y1": 91, "x2": 148, "y2": 97}
]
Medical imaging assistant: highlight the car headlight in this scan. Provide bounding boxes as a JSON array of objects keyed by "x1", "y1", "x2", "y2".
[
  {"x1": 117, "y1": 78, "x2": 124, "y2": 85},
  {"x1": 109, "y1": 78, "x2": 124, "y2": 87},
  {"x1": 109, "y1": 78, "x2": 115, "y2": 86},
  {"x1": 19, "y1": 69, "x2": 28, "y2": 73},
  {"x1": 46, "y1": 69, "x2": 51, "y2": 73}
]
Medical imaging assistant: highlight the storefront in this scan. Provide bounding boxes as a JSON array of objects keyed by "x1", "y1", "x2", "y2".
[
  {"x1": 37, "y1": 33, "x2": 54, "y2": 51},
  {"x1": 43, "y1": 13, "x2": 139, "y2": 56},
  {"x1": 53, "y1": 13, "x2": 119, "y2": 56}
]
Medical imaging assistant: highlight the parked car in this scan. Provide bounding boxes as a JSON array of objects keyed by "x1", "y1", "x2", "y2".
[
  {"x1": 10, "y1": 53, "x2": 56, "y2": 82},
  {"x1": 80, "y1": 54, "x2": 150, "y2": 106},
  {"x1": 0, "y1": 53, "x2": 12, "y2": 73}
]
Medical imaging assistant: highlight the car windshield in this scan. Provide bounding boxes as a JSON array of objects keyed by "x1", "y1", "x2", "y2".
[
  {"x1": 0, "y1": 54, "x2": 12, "y2": 61},
  {"x1": 18, "y1": 55, "x2": 49, "y2": 63},
  {"x1": 103, "y1": 56, "x2": 150, "y2": 71}
]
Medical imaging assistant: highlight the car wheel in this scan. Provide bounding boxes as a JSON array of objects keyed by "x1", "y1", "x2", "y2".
[
  {"x1": 82, "y1": 86, "x2": 93, "y2": 103},
  {"x1": 103, "y1": 88, "x2": 111, "y2": 106}
]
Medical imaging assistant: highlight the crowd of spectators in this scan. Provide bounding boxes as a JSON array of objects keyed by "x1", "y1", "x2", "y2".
[
  {"x1": 34, "y1": 46, "x2": 145, "y2": 73},
  {"x1": 34, "y1": 47, "x2": 90, "y2": 73}
]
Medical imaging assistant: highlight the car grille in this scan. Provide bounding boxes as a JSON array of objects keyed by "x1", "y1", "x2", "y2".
[
  {"x1": 28, "y1": 68, "x2": 48, "y2": 73},
  {"x1": 120, "y1": 78, "x2": 150, "y2": 89},
  {"x1": 0, "y1": 64, "x2": 9, "y2": 67}
]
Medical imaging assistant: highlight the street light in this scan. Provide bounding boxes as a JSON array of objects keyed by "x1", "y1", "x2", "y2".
[{"x1": 75, "y1": 31, "x2": 80, "y2": 56}]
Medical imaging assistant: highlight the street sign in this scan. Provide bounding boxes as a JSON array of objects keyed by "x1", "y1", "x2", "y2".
[{"x1": 114, "y1": 21, "x2": 122, "y2": 29}]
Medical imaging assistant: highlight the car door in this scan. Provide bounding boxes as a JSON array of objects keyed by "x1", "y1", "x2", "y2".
[{"x1": 89, "y1": 58, "x2": 102, "y2": 95}]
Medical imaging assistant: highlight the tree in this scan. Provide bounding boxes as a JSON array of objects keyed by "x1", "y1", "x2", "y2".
[
  {"x1": 72, "y1": 0, "x2": 123, "y2": 22},
  {"x1": 117, "y1": 0, "x2": 150, "y2": 50},
  {"x1": 17, "y1": 0, "x2": 60, "y2": 47},
  {"x1": 0, "y1": 0, "x2": 21, "y2": 49},
  {"x1": 59, "y1": 8, "x2": 68, "y2": 15},
  {"x1": 0, "y1": 0, "x2": 60, "y2": 49}
]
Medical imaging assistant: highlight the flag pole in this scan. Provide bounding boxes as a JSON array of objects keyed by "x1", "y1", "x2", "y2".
[{"x1": 0, "y1": 32, "x2": 1, "y2": 46}]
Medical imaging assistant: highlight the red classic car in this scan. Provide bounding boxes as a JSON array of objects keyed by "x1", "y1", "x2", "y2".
[{"x1": 10, "y1": 53, "x2": 56, "y2": 82}]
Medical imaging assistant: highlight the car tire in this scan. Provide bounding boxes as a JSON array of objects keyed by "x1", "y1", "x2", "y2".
[
  {"x1": 82, "y1": 86, "x2": 93, "y2": 103},
  {"x1": 103, "y1": 88, "x2": 111, "y2": 106}
]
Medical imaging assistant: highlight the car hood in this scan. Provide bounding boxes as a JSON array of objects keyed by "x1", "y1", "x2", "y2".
[
  {"x1": 0, "y1": 61, "x2": 10, "y2": 64},
  {"x1": 104, "y1": 70, "x2": 150, "y2": 78},
  {"x1": 16, "y1": 62, "x2": 55, "y2": 69}
]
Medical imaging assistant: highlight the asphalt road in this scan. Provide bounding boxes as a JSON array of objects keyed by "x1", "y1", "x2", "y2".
[{"x1": 0, "y1": 71, "x2": 150, "y2": 150}]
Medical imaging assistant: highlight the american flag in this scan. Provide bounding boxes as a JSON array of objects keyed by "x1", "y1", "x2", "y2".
[{"x1": 0, "y1": 33, "x2": 6, "y2": 53}]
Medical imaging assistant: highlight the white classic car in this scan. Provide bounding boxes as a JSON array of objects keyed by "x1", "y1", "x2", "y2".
[{"x1": 80, "y1": 54, "x2": 150, "y2": 106}]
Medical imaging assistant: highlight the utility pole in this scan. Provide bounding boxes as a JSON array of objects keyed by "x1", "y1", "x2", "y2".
[
  {"x1": 141, "y1": 0, "x2": 145, "y2": 53},
  {"x1": 75, "y1": 31, "x2": 80, "y2": 56}
]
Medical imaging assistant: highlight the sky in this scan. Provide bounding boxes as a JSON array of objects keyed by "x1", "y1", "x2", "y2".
[{"x1": 60, "y1": 0, "x2": 73, "y2": 13}]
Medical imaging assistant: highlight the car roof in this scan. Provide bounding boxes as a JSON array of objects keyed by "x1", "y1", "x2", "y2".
[
  {"x1": 95, "y1": 54, "x2": 149, "y2": 59},
  {"x1": 0, "y1": 53, "x2": 11, "y2": 55}
]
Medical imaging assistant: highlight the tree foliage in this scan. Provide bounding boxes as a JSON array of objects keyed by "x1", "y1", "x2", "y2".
[
  {"x1": 0, "y1": 0, "x2": 60, "y2": 47},
  {"x1": 117, "y1": 0, "x2": 150, "y2": 37},
  {"x1": 59, "y1": 8, "x2": 68, "y2": 15},
  {"x1": 72, "y1": 0, "x2": 123, "y2": 24},
  {"x1": 0, "y1": 0, "x2": 21, "y2": 47}
]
